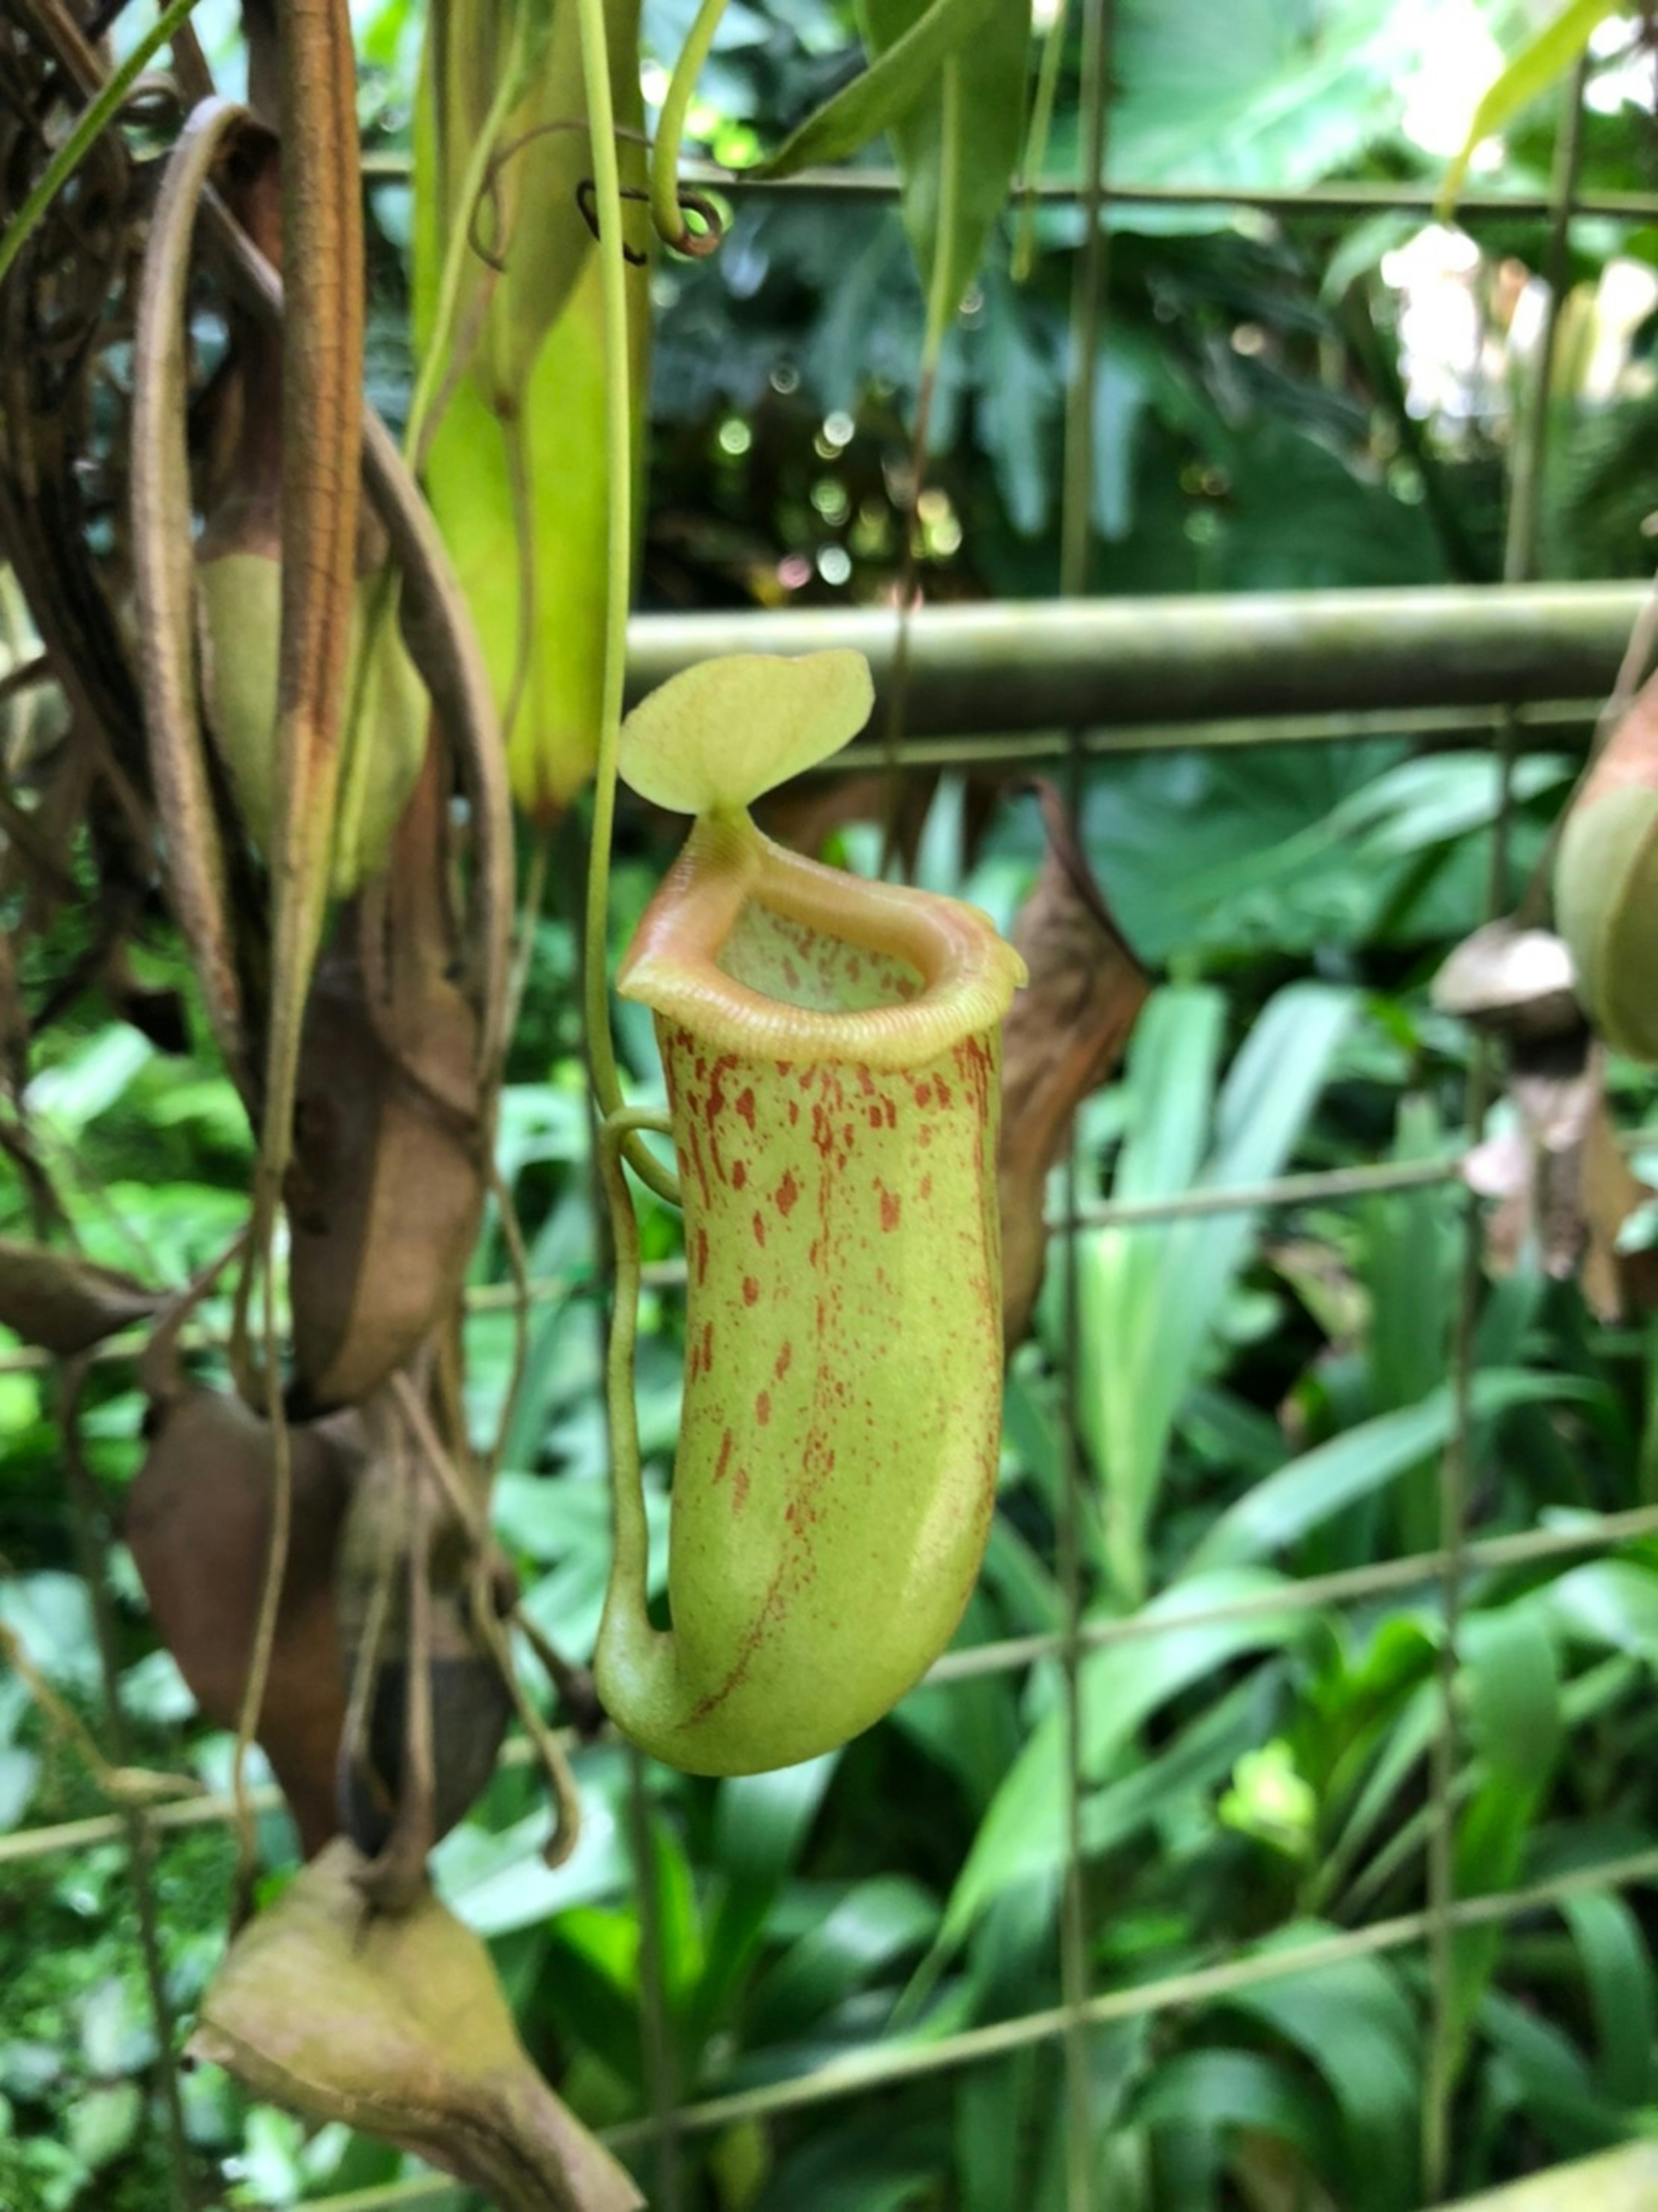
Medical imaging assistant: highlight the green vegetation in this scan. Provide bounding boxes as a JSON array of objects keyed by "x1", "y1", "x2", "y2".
[{"x1": 7, "y1": 0, "x2": 1658, "y2": 2206}]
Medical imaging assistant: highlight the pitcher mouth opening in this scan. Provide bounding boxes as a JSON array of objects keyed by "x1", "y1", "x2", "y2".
[{"x1": 618, "y1": 811, "x2": 1026, "y2": 1069}]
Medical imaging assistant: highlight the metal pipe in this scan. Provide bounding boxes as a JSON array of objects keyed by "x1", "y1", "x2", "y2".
[
  {"x1": 624, "y1": 584, "x2": 1648, "y2": 734},
  {"x1": 359, "y1": 150, "x2": 1658, "y2": 224}
]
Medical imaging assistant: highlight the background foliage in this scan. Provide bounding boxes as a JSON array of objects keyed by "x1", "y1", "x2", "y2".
[{"x1": 7, "y1": 0, "x2": 1658, "y2": 2206}]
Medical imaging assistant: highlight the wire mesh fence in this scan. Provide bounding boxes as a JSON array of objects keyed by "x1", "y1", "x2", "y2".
[{"x1": 5, "y1": 12, "x2": 1655, "y2": 2210}]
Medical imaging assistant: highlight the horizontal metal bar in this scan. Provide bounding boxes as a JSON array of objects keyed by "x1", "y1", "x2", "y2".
[
  {"x1": 624, "y1": 586, "x2": 1648, "y2": 737},
  {"x1": 358, "y1": 151, "x2": 1658, "y2": 224},
  {"x1": 8, "y1": 1504, "x2": 1654, "y2": 1867},
  {"x1": 11, "y1": 1133, "x2": 1658, "y2": 1379},
  {"x1": 1071, "y1": 1154, "x2": 1460, "y2": 1230},
  {"x1": 295, "y1": 1848, "x2": 1658, "y2": 2206},
  {"x1": 926, "y1": 1502, "x2": 1658, "y2": 1684},
  {"x1": 807, "y1": 699, "x2": 1598, "y2": 771}
]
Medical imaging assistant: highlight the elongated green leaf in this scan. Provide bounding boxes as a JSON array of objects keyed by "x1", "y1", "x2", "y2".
[
  {"x1": 939, "y1": 1569, "x2": 1312, "y2": 1945},
  {"x1": 1480, "y1": 1987, "x2": 1633, "y2": 2161},
  {"x1": 1438, "y1": 0, "x2": 1620, "y2": 218},
  {"x1": 858, "y1": 0, "x2": 1032, "y2": 351},
  {"x1": 755, "y1": 0, "x2": 997, "y2": 176},
  {"x1": 957, "y1": 2051, "x2": 1038, "y2": 2212},
  {"x1": 748, "y1": 1876, "x2": 940, "y2": 2044},
  {"x1": 690, "y1": 1752, "x2": 844, "y2": 2042},
  {"x1": 1560, "y1": 1890, "x2": 1655, "y2": 2108},
  {"x1": 1219, "y1": 1936, "x2": 1419, "y2": 2212},
  {"x1": 754, "y1": 2117, "x2": 953, "y2": 2212},
  {"x1": 1444, "y1": 1611, "x2": 1563, "y2": 2085},
  {"x1": 1187, "y1": 1371, "x2": 1583, "y2": 1575},
  {"x1": 1531, "y1": 1557, "x2": 1658, "y2": 1658},
  {"x1": 1131, "y1": 2047, "x2": 1339, "y2": 2177},
  {"x1": 1083, "y1": 1670, "x2": 1281, "y2": 1863},
  {"x1": 422, "y1": 245, "x2": 646, "y2": 814},
  {"x1": 1079, "y1": 983, "x2": 1352, "y2": 1602}
]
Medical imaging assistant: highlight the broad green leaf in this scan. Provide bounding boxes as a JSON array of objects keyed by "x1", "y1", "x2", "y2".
[
  {"x1": 1187, "y1": 1371, "x2": 1583, "y2": 1575},
  {"x1": 753, "y1": 2116, "x2": 953, "y2": 2212},
  {"x1": 712, "y1": 1755, "x2": 840, "y2": 1892},
  {"x1": 1438, "y1": 0, "x2": 1622, "y2": 219},
  {"x1": 956, "y1": 2052, "x2": 1038, "y2": 2212},
  {"x1": 755, "y1": 0, "x2": 997, "y2": 177},
  {"x1": 859, "y1": 0, "x2": 1032, "y2": 352}
]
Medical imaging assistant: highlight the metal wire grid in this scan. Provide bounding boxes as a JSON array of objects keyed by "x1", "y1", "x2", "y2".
[{"x1": 2, "y1": 28, "x2": 1648, "y2": 2212}]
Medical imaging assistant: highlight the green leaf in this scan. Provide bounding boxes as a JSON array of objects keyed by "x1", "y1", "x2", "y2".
[
  {"x1": 755, "y1": 0, "x2": 998, "y2": 177},
  {"x1": 1560, "y1": 1889, "x2": 1655, "y2": 2108},
  {"x1": 1531, "y1": 1556, "x2": 1658, "y2": 1659},
  {"x1": 1218, "y1": 1936, "x2": 1419, "y2": 2211},
  {"x1": 713, "y1": 1755, "x2": 840, "y2": 1891},
  {"x1": 938, "y1": 1569, "x2": 1312, "y2": 1946},
  {"x1": 1079, "y1": 984, "x2": 1353, "y2": 1601},
  {"x1": 858, "y1": 0, "x2": 1032, "y2": 352},
  {"x1": 747, "y1": 1876, "x2": 940, "y2": 2044},
  {"x1": 1186, "y1": 1371, "x2": 1584, "y2": 1574},
  {"x1": 1443, "y1": 1611, "x2": 1564, "y2": 2083},
  {"x1": 1130, "y1": 2047, "x2": 1339, "y2": 2176},
  {"x1": 1438, "y1": 0, "x2": 1620, "y2": 219}
]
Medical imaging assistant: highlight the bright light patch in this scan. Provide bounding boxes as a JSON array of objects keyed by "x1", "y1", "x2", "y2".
[{"x1": 1399, "y1": 0, "x2": 1505, "y2": 159}]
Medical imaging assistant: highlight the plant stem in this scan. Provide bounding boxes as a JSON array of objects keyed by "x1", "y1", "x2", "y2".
[
  {"x1": 573, "y1": 0, "x2": 679, "y2": 1203},
  {"x1": 649, "y1": 0, "x2": 731, "y2": 251},
  {"x1": 1012, "y1": 0, "x2": 1072, "y2": 284}
]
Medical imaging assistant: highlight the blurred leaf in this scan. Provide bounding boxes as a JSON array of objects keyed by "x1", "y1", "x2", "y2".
[
  {"x1": 940, "y1": 1568, "x2": 1313, "y2": 1946},
  {"x1": 1078, "y1": 982, "x2": 1352, "y2": 1600},
  {"x1": 1439, "y1": 0, "x2": 1619, "y2": 219},
  {"x1": 757, "y1": 0, "x2": 995, "y2": 175},
  {"x1": 1560, "y1": 1888, "x2": 1655, "y2": 2107},
  {"x1": 858, "y1": 0, "x2": 1032, "y2": 352},
  {"x1": 1187, "y1": 1371, "x2": 1585, "y2": 1574},
  {"x1": 1131, "y1": 2045, "x2": 1339, "y2": 2175},
  {"x1": 747, "y1": 1876, "x2": 939, "y2": 2045},
  {"x1": 1218, "y1": 1936, "x2": 1420, "y2": 2211}
]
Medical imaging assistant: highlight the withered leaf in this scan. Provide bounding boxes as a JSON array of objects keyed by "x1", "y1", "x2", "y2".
[
  {"x1": 1000, "y1": 783, "x2": 1150, "y2": 1350},
  {"x1": 125, "y1": 1389, "x2": 357, "y2": 1856},
  {"x1": 287, "y1": 739, "x2": 486, "y2": 1408},
  {"x1": 1462, "y1": 1036, "x2": 1658, "y2": 1323},
  {"x1": 189, "y1": 1838, "x2": 643, "y2": 2212},
  {"x1": 0, "y1": 1239, "x2": 161, "y2": 1354}
]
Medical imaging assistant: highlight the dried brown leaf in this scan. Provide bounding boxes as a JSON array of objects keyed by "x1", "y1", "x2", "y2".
[
  {"x1": 1461, "y1": 1036, "x2": 1658, "y2": 1322},
  {"x1": 0, "y1": 1239, "x2": 161, "y2": 1354},
  {"x1": 287, "y1": 742, "x2": 485, "y2": 1407},
  {"x1": 999, "y1": 783, "x2": 1150, "y2": 1349},
  {"x1": 188, "y1": 1838, "x2": 643, "y2": 2212},
  {"x1": 125, "y1": 1389, "x2": 357, "y2": 1854}
]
